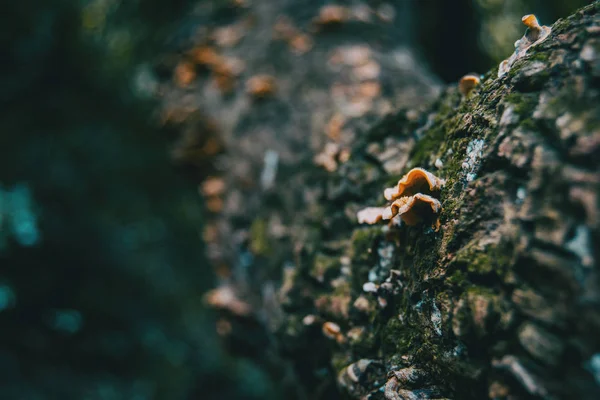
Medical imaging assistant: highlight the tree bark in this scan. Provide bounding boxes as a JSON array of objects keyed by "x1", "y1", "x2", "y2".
[{"x1": 203, "y1": 3, "x2": 600, "y2": 399}]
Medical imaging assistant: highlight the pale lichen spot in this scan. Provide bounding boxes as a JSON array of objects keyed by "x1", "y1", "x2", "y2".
[
  {"x1": 462, "y1": 139, "x2": 485, "y2": 183},
  {"x1": 431, "y1": 301, "x2": 442, "y2": 336}
]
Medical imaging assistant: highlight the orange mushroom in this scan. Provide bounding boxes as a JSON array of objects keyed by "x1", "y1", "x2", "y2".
[
  {"x1": 201, "y1": 177, "x2": 226, "y2": 197},
  {"x1": 521, "y1": 14, "x2": 551, "y2": 43},
  {"x1": 356, "y1": 207, "x2": 386, "y2": 224},
  {"x1": 357, "y1": 167, "x2": 444, "y2": 230},
  {"x1": 245, "y1": 74, "x2": 277, "y2": 98},
  {"x1": 383, "y1": 168, "x2": 445, "y2": 201},
  {"x1": 382, "y1": 194, "x2": 442, "y2": 231},
  {"x1": 289, "y1": 33, "x2": 313, "y2": 55},
  {"x1": 174, "y1": 61, "x2": 196, "y2": 87},
  {"x1": 189, "y1": 46, "x2": 221, "y2": 67},
  {"x1": 322, "y1": 321, "x2": 345, "y2": 343},
  {"x1": 459, "y1": 74, "x2": 481, "y2": 96},
  {"x1": 522, "y1": 14, "x2": 540, "y2": 38}
]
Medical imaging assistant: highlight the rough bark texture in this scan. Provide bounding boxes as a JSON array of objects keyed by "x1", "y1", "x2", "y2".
[{"x1": 201, "y1": 3, "x2": 600, "y2": 399}]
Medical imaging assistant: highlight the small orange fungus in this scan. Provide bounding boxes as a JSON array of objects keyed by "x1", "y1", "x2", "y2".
[
  {"x1": 322, "y1": 321, "x2": 345, "y2": 343},
  {"x1": 357, "y1": 168, "x2": 444, "y2": 230},
  {"x1": 459, "y1": 74, "x2": 481, "y2": 96},
  {"x1": 522, "y1": 14, "x2": 541, "y2": 31},
  {"x1": 383, "y1": 168, "x2": 445, "y2": 201},
  {"x1": 357, "y1": 207, "x2": 386, "y2": 224},
  {"x1": 245, "y1": 74, "x2": 277, "y2": 98},
  {"x1": 174, "y1": 61, "x2": 196, "y2": 87},
  {"x1": 382, "y1": 194, "x2": 442, "y2": 231}
]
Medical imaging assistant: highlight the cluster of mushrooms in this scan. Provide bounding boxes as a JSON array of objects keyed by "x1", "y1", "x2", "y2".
[{"x1": 357, "y1": 168, "x2": 445, "y2": 231}]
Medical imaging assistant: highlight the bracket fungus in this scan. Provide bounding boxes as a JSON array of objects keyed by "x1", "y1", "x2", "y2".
[
  {"x1": 383, "y1": 167, "x2": 445, "y2": 201},
  {"x1": 322, "y1": 321, "x2": 346, "y2": 344},
  {"x1": 357, "y1": 168, "x2": 445, "y2": 231},
  {"x1": 382, "y1": 193, "x2": 442, "y2": 230},
  {"x1": 498, "y1": 14, "x2": 552, "y2": 78},
  {"x1": 357, "y1": 207, "x2": 386, "y2": 224}
]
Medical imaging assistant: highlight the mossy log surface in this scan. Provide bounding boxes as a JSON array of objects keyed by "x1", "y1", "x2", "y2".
[{"x1": 206, "y1": 3, "x2": 600, "y2": 399}]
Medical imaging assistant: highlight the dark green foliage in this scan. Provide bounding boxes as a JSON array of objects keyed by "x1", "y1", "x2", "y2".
[{"x1": 0, "y1": 1, "x2": 278, "y2": 399}]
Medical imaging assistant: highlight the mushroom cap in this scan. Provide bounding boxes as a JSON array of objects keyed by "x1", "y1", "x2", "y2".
[
  {"x1": 521, "y1": 14, "x2": 551, "y2": 44},
  {"x1": 189, "y1": 46, "x2": 221, "y2": 66},
  {"x1": 382, "y1": 194, "x2": 442, "y2": 230},
  {"x1": 245, "y1": 74, "x2": 277, "y2": 97},
  {"x1": 384, "y1": 167, "x2": 445, "y2": 201},
  {"x1": 459, "y1": 74, "x2": 481, "y2": 96},
  {"x1": 357, "y1": 207, "x2": 386, "y2": 224},
  {"x1": 322, "y1": 321, "x2": 342, "y2": 339},
  {"x1": 521, "y1": 14, "x2": 540, "y2": 30},
  {"x1": 498, "y1": 59, "x2": 511, "y2": 78}
]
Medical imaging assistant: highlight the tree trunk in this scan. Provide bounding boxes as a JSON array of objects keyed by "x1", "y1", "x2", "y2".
[{"x1": 202, "y1": 3, "x2": 600, "y2": 399}]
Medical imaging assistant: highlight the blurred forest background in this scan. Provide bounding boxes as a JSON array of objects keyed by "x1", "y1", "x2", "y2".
[{"x1": 0, "y1": 0, "x2": 592, "y2": 399}]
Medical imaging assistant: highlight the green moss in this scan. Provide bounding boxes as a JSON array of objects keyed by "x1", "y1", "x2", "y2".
[
  {"x1": 349, "y1": 226, "x2": 381, "y2": 264},
  {"x1": 382, "y1": 316, "x2": 416, "y2": 356},
  {"x1": 408, "y1": 91, "x2": 467, "y2": 168},
  {"x1": 409, "y1": 125, "x2": 446, "y2": 167},
  {"x1": 552, "y1": 17, "x2": 569, "y2": 32},
  {"x1": 453, "y1": 293, "x2": 471, "y2": 324},
  {"x1": 331, "y1": 353, "x2": 351, "y2": 375},
  {"x1": 347, "y1": 227, "x2": 382, "y2": 290},
  {"x1": 350, "y1": 327, "x2": 378, "y2": 356},
  {"x1": 446, "y1": 270, "x2": 468, "y2": 287},
  {"x1": 465, "y1": 285, "x2": 495, "y2": 300},
  {"x1": 283, "y1": 314, "x2": 305, "y2": 337},
  {"x1": 311, "y1": 253, "x2": 341, "y2": 283},
  {"x1": 527, "y1": 52, "x2": 551, "y2": 64},
  {"x1": 504, "y1": 92, "x2": 538, "y2": 116},
  {"x1": 412, "y1": 233, "x2": 442, "y2": 276},
  {"x1": 249, "y1": 218, "x2": 271, "y2": 256},
  {"x1": 439, "y1": 179, "x2": 463, "y2": 220},
  {"x1": 450, "y1": 239, "x2": 512, "y2": 278},
  {"x1": 465, "y1": 250, "x2": 494, "y2": 275}
]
